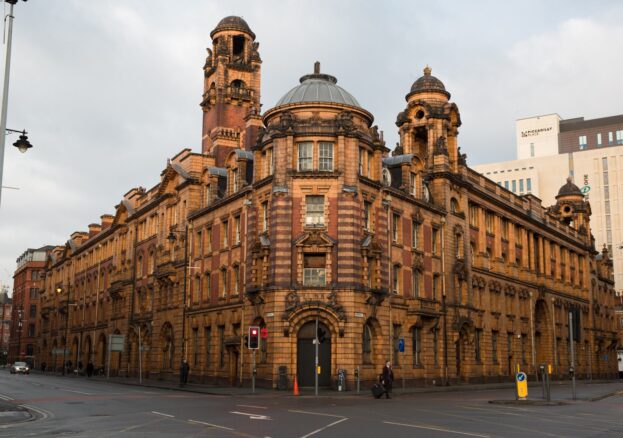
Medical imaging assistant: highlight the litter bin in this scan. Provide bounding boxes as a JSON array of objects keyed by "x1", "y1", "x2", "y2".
[{"x1": 278, "y1": 365, "x2": 288, "y2": 390}]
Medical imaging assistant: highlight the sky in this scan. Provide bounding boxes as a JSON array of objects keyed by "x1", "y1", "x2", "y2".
[{"x1": 1, "y1": 0, "x2": 622, "y2": 294}]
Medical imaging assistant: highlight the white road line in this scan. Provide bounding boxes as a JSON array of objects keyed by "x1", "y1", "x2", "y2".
[
  {"x1": 151, "y1": 411, "x2": 175, "y2": 418},
  {"x1": 300, "y1": 418, "x2": 348, "y2": 438},
  {"x1": 188, "y1": 419, "x2": 234, "y2": 430},
  {"x1": 288, "y1": 409, "x2": 345, "y2": 418},
  {"x1": 289, "y1": 410, "x2": 348, "y2": 438},
  {"x1": 384, "y1": 421, "x2": 491, "y2": 438},
  {"x1": 237, "y1": 404, "x2": 268, "y2": 409},
  {"x1": 52, "y1": 386, "x2": 92, "y2": 395},
  {"x1": 0, "y1": 394, "x2": 14, "y2": 401},
  {"x1": 230, "y1": 411, "x2": 271, "y2": 420}
]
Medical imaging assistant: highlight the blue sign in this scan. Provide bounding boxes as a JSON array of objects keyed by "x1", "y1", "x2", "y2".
[
  {"x1": 516, "y1": 372, "x2": 527, "y2": 382},
  {"x1": 398, "y1": 338, "x2": 405, "y2": 353}
]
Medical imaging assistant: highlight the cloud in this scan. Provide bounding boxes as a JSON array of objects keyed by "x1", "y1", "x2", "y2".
[{"x1": 2, "y1": 0, "x2": 623, "y2": 291}]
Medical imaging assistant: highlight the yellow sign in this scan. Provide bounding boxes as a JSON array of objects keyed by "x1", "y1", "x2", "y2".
[
  {"x1": 548, "y1": 364, "x2": 552, "y2": 375},
  {"x1": 516, "y1": 372, "x2": 528, "y2": 399},
  {"x1": 317, "y1": 366, "x2": 321, "y2": 375}
]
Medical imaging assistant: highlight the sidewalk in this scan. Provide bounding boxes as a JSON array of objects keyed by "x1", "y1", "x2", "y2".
[{"x1": 82, "y1": 373, "x2": 623, "y2": 401}]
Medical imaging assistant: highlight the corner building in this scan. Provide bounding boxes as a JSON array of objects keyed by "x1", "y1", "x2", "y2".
[{"x1": 38, "y1": 17, "x2": 618, "y2": 388}]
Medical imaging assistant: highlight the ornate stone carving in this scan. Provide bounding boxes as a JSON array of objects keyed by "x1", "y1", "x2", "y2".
[
  {"x1": 277, "y1": 110, "x2": 296, "y2": 132},
  {"x1": 434, "y1": 136, "x2": 448, "y2": 156},
  {"x1": 250, "y1": 42, "x2": 261, "y2": 62},
  {"x1": 335, "y1": 111, "x2": 355, "y2": 132},
  {"x1": 285, "y1": 291, "x2": 300, "y2": 311},
  {"x1": 204, "y1": 48, "x2": 213, "y2": 69}
]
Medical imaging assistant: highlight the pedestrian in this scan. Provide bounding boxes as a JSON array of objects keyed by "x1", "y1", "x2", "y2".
[
  {"x1": 66, "y1": 360, "x2": 73, "y2": 375},
  {"x1": 41, "y1": 361, "x2": 47, "y2": 374},
  {"x1": 86, "y1": 361, "x2": 94, "y2": 378},
  {"x1": 381, "y1": 360, "x2": 394, "y2": 399},
  {"x1": 180, "y1": 359, "x2": 190, "y2": 387}
]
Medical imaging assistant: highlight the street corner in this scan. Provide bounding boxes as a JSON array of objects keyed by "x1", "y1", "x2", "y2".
[{"x1": 0, "y1": 400, "x2": 33, "y2": 426}]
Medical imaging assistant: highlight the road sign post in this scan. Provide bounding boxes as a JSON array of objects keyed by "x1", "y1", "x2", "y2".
[{"x1": 515, "y1": 371, "x2": 528, "y2": 400}]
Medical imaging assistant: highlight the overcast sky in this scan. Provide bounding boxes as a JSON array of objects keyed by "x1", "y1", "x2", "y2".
[{"x1": 1, "y1": 0, "x2": 622, "y2": 293}]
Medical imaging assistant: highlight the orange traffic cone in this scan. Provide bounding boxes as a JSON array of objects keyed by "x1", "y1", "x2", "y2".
[{"x1": 293, "y1": 375, "x2": 299, "y2": 396}]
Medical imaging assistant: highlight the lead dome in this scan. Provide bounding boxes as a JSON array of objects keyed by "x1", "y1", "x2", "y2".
[
  {"x1": 408, "y1": 65, "x2": 450, "y2": 99},
  {"x1": 274, "y1": 62, "x2": 361, "y2": 108}
]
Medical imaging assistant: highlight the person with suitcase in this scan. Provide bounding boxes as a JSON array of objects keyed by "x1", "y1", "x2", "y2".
[{"x1": 381, "y1": 360, "x2": 394, "y2": 399}]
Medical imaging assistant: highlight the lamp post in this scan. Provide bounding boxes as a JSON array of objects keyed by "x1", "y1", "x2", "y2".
[
  {"x1": 0, "y1": 0, "x2": 30, "y2": 207},
  {"x1": 16, "y1": 306, "x2": 22, "y2": 361},
  {"x1": 56, "y1": 283, "x2": 72, "y2": 376}
]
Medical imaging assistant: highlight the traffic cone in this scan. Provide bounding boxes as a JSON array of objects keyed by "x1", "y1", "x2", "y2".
[{"x1": 293, "y1": 375, "x2": 299, "y2": 396}]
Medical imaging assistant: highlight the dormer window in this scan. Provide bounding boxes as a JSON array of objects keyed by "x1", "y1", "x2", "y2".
[{"x1": 232, "y1": 169, "x2": 238, "y2": 192}]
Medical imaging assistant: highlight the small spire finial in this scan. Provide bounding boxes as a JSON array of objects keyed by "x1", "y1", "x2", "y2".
[
  {"x1": 423, "y1": 65, "x2": 431, "y2": 75},
  {"x1": 566, "y1": 176, "x2": 572, "y2": 183},
  {"x1": 314, "y1": 61, "x2": 320, "y2": 74}
]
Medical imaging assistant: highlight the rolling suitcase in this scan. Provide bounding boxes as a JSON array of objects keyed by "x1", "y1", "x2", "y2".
[{"x1": 371, "y1": 383, "x2": 384, "y2": 399}]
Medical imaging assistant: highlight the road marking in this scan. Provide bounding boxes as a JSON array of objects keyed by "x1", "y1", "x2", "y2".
[
  {"x1": 288, "y1": 409, "x2": 345, "y2": 418},
  {"x1": 300, "y1": 418, "x2": 348, "y2": 438},
  {"x1": 384, "y1": 421, "x2": 491, "y2": 438},
  {"x1": 151, "y1": 411, "x2": 175, "y2": 418},
  {"x1": 0, "y1": 394, "x2": 14, "y2": 401},
  {"x1": 288, "y1": 410, "x2": 348, "y2": 438},
  {"x1": 188, "y1": 419, "x2": 235, "y2": 430},
  {"x1": 237, "y1": 404, "x2": 268, "y2": 409},
  {"x1": 230, "y1": 411, "x2": 271, "y2": 420},
  {"x1": 54, "y1": 387, "x2": 93, "y2": 395}
]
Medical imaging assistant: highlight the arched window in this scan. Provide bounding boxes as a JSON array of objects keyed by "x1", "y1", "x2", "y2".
[
  {"x1": 136, "y1": 254, "x2": 143, "y2": 278},
  {"x1": 450, "y1": 198, "x2": 460, "y2": 214},
  {"x1": 362, "y1": 322, "x2": 373, "y2": 364}
]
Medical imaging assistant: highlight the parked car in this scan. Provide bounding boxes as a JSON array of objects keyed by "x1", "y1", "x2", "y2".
[{"x1": 10, "y1": 361, "x2": 29, "y2": 374}]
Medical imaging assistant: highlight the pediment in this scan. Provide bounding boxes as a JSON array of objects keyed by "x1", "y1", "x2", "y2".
[{"x1": 294, "y1": 230, "x2": 335, "y2": 247}]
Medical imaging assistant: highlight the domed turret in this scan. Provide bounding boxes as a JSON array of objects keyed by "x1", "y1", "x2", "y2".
[
  {"x1": 556, "y1": 177, "x2": 583, "y2": 198},
  {"x1": 274, "y1": 62, "x2": 361, "y2": 108},
  {"x1": 210, "y1": 16, "x2": 255, "y2": 40},
  {"x1": 407, "y1": 65, "x2": 450, "y2": 100}
]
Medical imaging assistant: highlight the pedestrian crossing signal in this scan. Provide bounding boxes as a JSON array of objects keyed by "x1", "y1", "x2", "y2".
[{"x1": 248, "y1": 326, "x2": 260, "y2": 349}]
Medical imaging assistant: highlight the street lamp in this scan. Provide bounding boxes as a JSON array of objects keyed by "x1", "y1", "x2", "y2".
[
  {"x1": 56, "y1": 283, "x2": 72, "y2": 376},
  {"x1": 0, "y1": 0, "x2": 30, "y2": 207},
  {"x1": 16, "y1": 306, "x2": 22, "y2": 361}
]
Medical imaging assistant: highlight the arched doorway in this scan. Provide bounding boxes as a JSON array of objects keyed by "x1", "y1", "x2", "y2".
[
  {"x1": 297, "y1": 321, "x2": 331, "y2": 387},
  {"x1": 534, "y1": 299, "x2": 552, "y2": 366}
]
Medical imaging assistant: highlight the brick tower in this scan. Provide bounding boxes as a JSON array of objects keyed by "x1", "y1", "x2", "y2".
[{"x1": 201, "y1": 16, "x2": 262, "y2": 166}]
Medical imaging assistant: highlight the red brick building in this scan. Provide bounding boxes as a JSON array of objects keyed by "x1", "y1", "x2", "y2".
[
  {"x1": 0, "y1": 287, "x2": 11, "y2": 365},
  {"x1": 9, "y1": 246, "x2": 53, "y2": 366},
  {"x1": 36, "y1": 17, "x2": 618, "y2": 388}
]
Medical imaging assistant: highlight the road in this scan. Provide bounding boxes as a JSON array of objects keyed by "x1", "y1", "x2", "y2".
[{"x1": 1, "y1": 371, "x2": 623, "y2": 437}]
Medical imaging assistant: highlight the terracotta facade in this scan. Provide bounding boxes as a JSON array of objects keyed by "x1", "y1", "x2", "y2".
[{"x1": 34, "y1": 17, "x2": 618, "y2": 388}]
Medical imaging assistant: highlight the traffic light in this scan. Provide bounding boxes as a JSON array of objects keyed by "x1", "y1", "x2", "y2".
[{"x1": 248, "y1": 326, "x2": 260, "y2": 349}]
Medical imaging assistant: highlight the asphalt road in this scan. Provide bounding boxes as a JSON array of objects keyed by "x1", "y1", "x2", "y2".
[{"x1": 1, "y1": 371, "x2": 623, "y2": 437}]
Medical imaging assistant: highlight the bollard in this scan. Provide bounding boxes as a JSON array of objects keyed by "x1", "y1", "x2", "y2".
[{"x1": 355, "y1": 367, "x2": 360, "y2": 394}]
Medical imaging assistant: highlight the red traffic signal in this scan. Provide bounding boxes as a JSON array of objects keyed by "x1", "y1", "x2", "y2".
[
  {"x1": 260, "y1": 327, "x2": 268, "y2": 339},
  {"x1": 248, "y1": 326, "x2": 260, "y2": 349}
]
